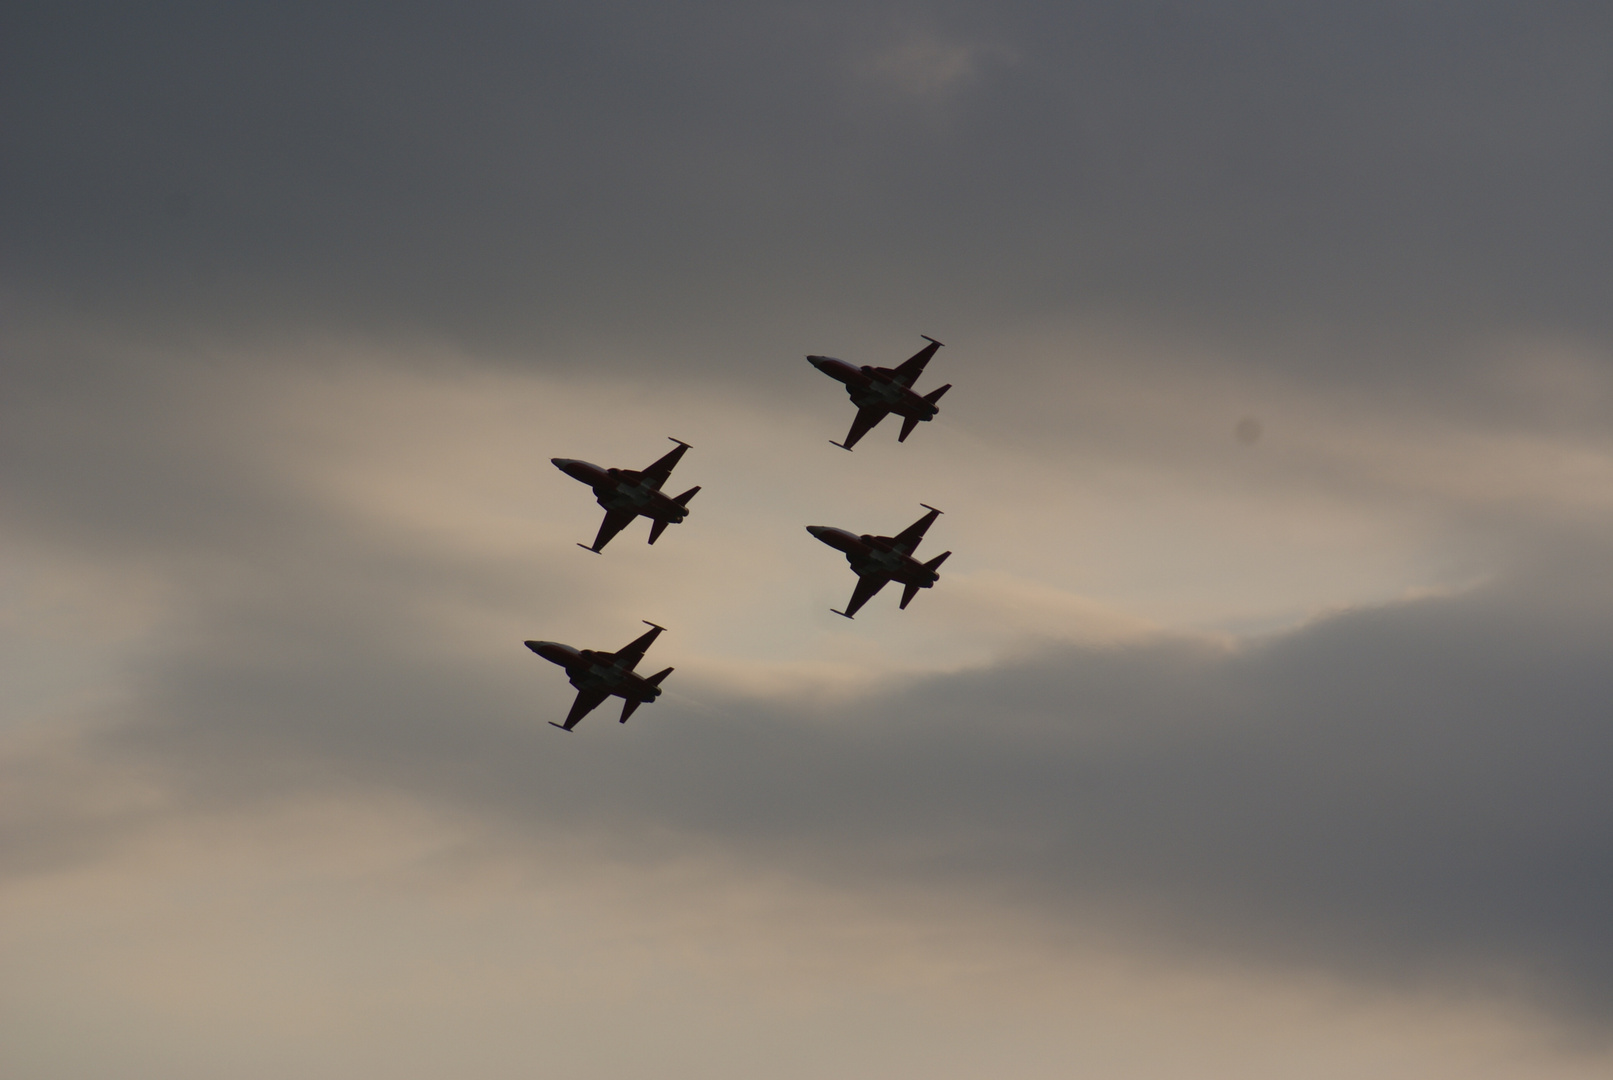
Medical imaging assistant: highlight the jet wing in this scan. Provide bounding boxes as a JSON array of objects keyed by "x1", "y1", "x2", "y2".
[
  {"x1": 639, "y1": 438, "x2": 692, "y2": 490},
  {"x1": 833, "y1": 573, "x2": 890, "y2": 619},
  {"x1": 582, "y1": 508, "x2": 638, "y2": 553},
  {"x1": 890, "y1": 336, "x2": 943, "y2": 388},
  {"x1": 611, "y1": 621, "x2": 666, "y2": 671},
  {"x1": 832, "y1": 405, "x2": 889, "y2": 451},
  {"x1": 891, "y1": 504, "x2": 942, "y2": 555},
  {"x1": 553, "y1": 687, "x2": 609, "y2": 731}
]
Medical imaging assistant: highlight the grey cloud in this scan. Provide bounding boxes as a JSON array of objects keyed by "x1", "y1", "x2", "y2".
[
  {"x1": 5, "y1": 0, "x2": 1613, "y2": 1044},
  {"x1": 5, "y1": 2, "x2": 1612, "y2": 367},
  {"x1": 43, "y1": 536, "x2": 1605, "y2": 1023},
  {"x1": 3, "y1": 336, "x2": 1609, "y2": 1025}
]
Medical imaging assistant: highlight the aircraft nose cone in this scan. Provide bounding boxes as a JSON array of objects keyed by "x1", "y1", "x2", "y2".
[{"x1": 806, "y1": 525, "x2": 828, "y2": 538}]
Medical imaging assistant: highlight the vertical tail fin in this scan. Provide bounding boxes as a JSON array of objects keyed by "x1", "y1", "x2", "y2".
[
  {"x1": 899, "y1": 582, "x2": 922, "y2": 609},
  {"x1": 647, "y1": 519, "x2": 669, "y2": 544},
  {"x1": 898, "y1": 415, "x2": 921, "y2": 442},
  {"x1": 673, "y1": 486, "x2": 700, "y2": 505},
  {"x1": 922, "y1": 383, "x2": 951, "y2": 404},
  {"x1": 923, "y1": 550, "x2": 951, "y2": 572},
  {"x1": 620, "y1": 698, "x2": 642, "y2": 723}
]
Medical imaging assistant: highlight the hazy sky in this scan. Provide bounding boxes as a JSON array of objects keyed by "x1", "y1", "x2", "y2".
[{"x1": 5, "y1": 3, "x2": 1613, "y2": 1077}]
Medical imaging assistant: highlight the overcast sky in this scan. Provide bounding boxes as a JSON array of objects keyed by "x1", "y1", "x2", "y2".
[{"x1": 5, "y1": 3, "x2": 1613, "y2": 1078}]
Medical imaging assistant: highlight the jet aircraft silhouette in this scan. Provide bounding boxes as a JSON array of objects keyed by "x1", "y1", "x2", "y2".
[
  {"x1": 525, "y1": 621, "x2": 675, "y2": 731},
  {"x1": 807, "y1": 504, "x2": 951, "y2": 618},
  {"x1": 808, "y1": 336, "x2": 951, "y2": 450},
  {"x1": 553, "y1": 437, "x2": 700, "y2": 552}
]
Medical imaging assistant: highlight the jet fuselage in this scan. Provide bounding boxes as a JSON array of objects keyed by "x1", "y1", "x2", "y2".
[
  {"x1": 807, "y1": 357, "x2": 942, "y2": 422},
  {"x1": 525, "y1": 640, "x2": 665, "y2": 703},
  {"x1": 806, "y1": 526, "x2": 942, "y2": 588},
  {"x1": 552, "y1": 459, "x2": 691, "y2": 523}
]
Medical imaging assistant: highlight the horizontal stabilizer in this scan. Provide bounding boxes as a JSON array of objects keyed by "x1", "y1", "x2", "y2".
[
  {"x1": 898, "y1": 414, "x2": 921, "y2": 442},
  {"x1": 645, "y1": 666, "x2": 674, "y2": 686},
  {"x1": 923, "y1": 550, "x2": 951, "y2": 571},
  {"x1": 922, "y1": 383, "x2": 951, "y2": 404},
  {"x1": 647, "y1": 518, "x2": 669, "y2": 545},
  {"x1": 620, "y1": 698, "x2": 642, "y2": 724},
  {"x1": 899, "y1": 581, "x2": 922, "y2": 609},
  {"x1": 673, "y1": 485, "x2": 700, "y2": 505}
]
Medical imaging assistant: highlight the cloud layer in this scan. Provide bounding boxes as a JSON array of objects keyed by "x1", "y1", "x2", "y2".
[
  {"x1": 5, "y1": 3, "x2": 1613, "y2": 1076},
  {"x1": 7, "y1": 3, "x2": 1612, "y2": 356}
]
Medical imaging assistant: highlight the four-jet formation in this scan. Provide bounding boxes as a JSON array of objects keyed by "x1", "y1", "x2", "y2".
[
  {"x1": 808, "y1": 336, "x2": 951, "y2": 450},
  {"x1": 538, "y1": 337, "x2": 961, "y2": 732},
  {"x1": 553, "y1": 437, "x2": 701, "y2": 553},
  {"x1": 807, "y1": 504, "x2": 951, "y2": 619},
  {"x1": 525, "y1": 621, "x2": 675, "y2": 731}
]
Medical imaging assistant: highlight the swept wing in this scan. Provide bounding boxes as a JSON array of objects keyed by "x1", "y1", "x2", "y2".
[
  {"x1": 639, "y1": 438, "x2": 692, "y2": 490},
  {"x1": 552, "y1": 687, "x2": 610, "y2": 731},
  {"x1": 890, "y1": 336, "x2": 943, "y2": 388},
  {"x1": 611, "y1": 620, "x2": 666, "y2": 671},
  {"x1": 581, "y1": 508, "x2": 637, "y2": 553},
  {"x1": 833, "y1": 405, "x2": 889, "y2": 451},
  {"x1": 834, "y1": 573, "x2": 890, "y2": 619},
  {"x1": 890, "y1": 504, "x2": 942, "y2": 555}
]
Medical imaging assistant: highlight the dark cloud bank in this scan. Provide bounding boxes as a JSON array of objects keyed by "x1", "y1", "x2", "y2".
[
  {"x1": 6, "y1": 1, "x2": 1612, "y2": 365},
  {"x1": 40, "y1": 542, "x2": 1602, "y2": 1025}
]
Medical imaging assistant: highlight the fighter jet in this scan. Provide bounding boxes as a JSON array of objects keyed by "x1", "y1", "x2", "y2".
[
  {"x1": 808, "y1": 336, "x2": 951, "y2": 450},
  {"x1": 524, "y1": 621, "x2": 675, "y2": 731},
  {"x1": 806, "y1": 504, "x2": 951, "y2": 618},
  {"x1": 553, "y1": 437, "x2": 700, "y2": 553}
]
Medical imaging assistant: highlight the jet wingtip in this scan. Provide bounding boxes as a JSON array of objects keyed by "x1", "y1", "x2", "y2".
[
  {"x1": 668, "y1": 436, "x2": 692, "y2": 447},
  {"x1": 547, "y1": 722, "x2": 572, "y2": 732},
  {"x1": 642, "y1": 620, "x2": 668, "y2": 631},
  {"x1": 919, "y1": 503, "x2": 944, "y2": 514},
  {"x1": 576, "y1": 543, "x2": 602, "y2": 553},
  {"x1": 920, "y1": 334, "x2": 944, "y2": 346},
  {"x1": 830, "y1": 608, "x2": 855, "y2": 620},
  {"x1": 829, "y1": 440, "x2": 853, "y2": 451}
]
